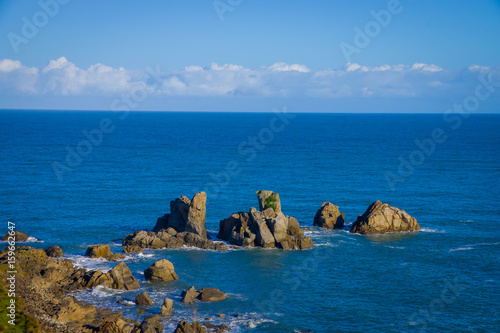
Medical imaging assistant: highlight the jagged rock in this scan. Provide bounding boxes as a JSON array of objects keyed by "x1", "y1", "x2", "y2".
[
  {"x1": 160, "y1": 298, "x2": 174, "y2": 316},
  {"x1": 218, "y1": 192, "x2": 313, "y2": 250},
  {"x1": 181, "y1": 286, "x2": 199, "y2": 303},
  {"x1": 197, "y1": 288, "x2": 226, "y2": 302},
  {"x1": 174, "y1": 320, "x2": 206, "y2": 333},
  {"x1": 123, "y1": 245, "x2": 143, "y2": 253},
  {"x1": 139, "y1": 315, "x2": 164, "y2": 333},
  {"x1": 314, "y1": 202, "x2": 345, "y2": 229},
  {"x1": 144, "y1": 259, "x2": 178, "y2": 282},
  {"x1": 256, "y1": 190, "x2": 281, "y2": 213},
  {"x1": 2, "y1": 230, "x2": 30, "y2": 241},
  {"x1": 350, "y1": 200, "x2": 420, "y2": 235},
  {"x1": 45, "y1": 245, "x2": 64, "y2": 257},
  {"x1": 105, "y1": 262, "x2": 140, "y2": 290},
  {"x1": 135, "y1": 291, "x2": 153, "y2": 306}
]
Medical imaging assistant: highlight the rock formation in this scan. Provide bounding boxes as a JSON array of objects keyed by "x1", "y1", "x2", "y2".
[
  {"x1": 45, "y1": 245, "x2": 64, "y2": 257},
  {"x1": 313, "y1": 202, "x2": 345, "y2": 229},
  {"x1": 350, "y1": 200, "x2": 420, "y2": 235},
  {"x1": 218, "y1": 191, "x2": 313, "y2": 250},
  {"x1": 124, "y1": 192, "x2": 228, "y2": 251},
  {"x1": 2, "y1": 230, "x2": 30, "y2": 241},
  {"x1": 153, "y1": 192, "x2": 207, "y2": 238},
  {"x1": 160, "y1": 297, "x2": 174, "y2": 316},
  {"x1": 85, "y1": 244, "x2": 126, "y2": 261},
  {"x1": 144, "y1": 259, "x2": 178, "y2": 282},
  {"x1": 181, "y1": 286, "x2": 226, "y2": 303}
]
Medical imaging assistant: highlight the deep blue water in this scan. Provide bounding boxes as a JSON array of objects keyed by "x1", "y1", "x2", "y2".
[{"x1": 0, "y1": 110, "x2": 499, "y2": 332}]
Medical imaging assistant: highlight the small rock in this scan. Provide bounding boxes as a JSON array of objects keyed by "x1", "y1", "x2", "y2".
[
  {"x1": 135, "y1": 291, "x2": 153, "y2": 306},
  {"x1": 204, "y1": 322, "x2": 218, "y2": 329},
  {"x1": 218, "y1": 314, "x2": 225, "y2": 318},
  {"x1": 144, "y1": 259, "x2": 178, "y2": 282},
  {"x1": 85, "y1": 245, "x2": 112, "y2": 259},
  {"x1": 45, "y1": 245, "x2": 64, "y2": 258},
  {"x1": 313, "y1": 202, "x2": 345, "y2": 229},
  {"x1": 181, "y1": 286, "x2": 199, "y2": 303},
  {"x1": 2, "y1": 230, "x2": 30, "y2": 241},
  {"x1": 196, "y1": 288, "x2": 226, "y2": 302},
  {"x1": 218, "y1": 324, "x2": 230, "y2": 332},
  {"x1": 160, "y1": 298, "x2": 173, "y2": 316}
]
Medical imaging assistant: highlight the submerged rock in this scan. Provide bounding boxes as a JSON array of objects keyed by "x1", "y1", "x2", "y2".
[
  {"x1": 144, "y1": 259, "x2": 178, "y2": 282},
  {"x1": 313, "y1": 202, "x2": 345, "y2": 229},
  {"x1": 350, "y1": 200, "x2": 420, "y2": 235},
  {"x1": 218, "y1": 191, "x2": 313, "y2": 250}
]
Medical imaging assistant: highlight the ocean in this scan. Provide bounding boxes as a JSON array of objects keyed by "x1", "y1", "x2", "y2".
[{"x1": 0, "y1": 110, "x2": 499, "y2": 332}]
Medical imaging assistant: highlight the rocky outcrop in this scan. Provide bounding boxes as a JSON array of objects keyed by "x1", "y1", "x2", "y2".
[
  {"x1": 160, "y1": 298, "x2": 174, "y2": 316},
  {"x1": 0, "y1": 246, "x2": 138, "y2": 332},
  {"x1": 135, "y1": 291, "x2": 153, "y2": 306},
  {"x1": 85, "y1": 244, "x2": 126, "y2": 261},
  {"x1": 181, "y1": 286, "x2": 226, "y2": 303},
  {"x1": 153, "y1": 192, "x2": 207, "y2": 239},
  {"x1": 144, "y1": 259, "x2": 178, "y2": 282},
  {"x1": 218, "y1": 191, "x2": 313, "y2": 250},
  {"x1": 74, "y1": 262, "x2": 140, "y2": 290},
  {"x1": 45, "y1": 245, "x2": 64, "y2": 257},
  {"x1": 350, "y1": 200, "x2": 420, "y2": 235},
  {"x1": 313, "y1": 202, "x2": 345, "y2": 229},
  {"x1": 139, "y1": 314, "x2": 164, "y2": 333},
  {"x1": 123, "y1": 228, "x2": 227, "y2": 251},
  {"x1": 2, "y1": 230, "x2": 30, "y2": 241}
]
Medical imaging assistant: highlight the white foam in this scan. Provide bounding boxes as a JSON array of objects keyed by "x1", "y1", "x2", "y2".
[
  {"x1": 449, "y1": 247, "x2": 474, "y2": 252},
  {"x1": 419, "y1": 228, "x2": 445, "y2": 233}
]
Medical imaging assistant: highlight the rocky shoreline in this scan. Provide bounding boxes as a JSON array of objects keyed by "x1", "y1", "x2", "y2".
[{"x1": 1, "y1": 191, "x2": 420, "y2": 332}]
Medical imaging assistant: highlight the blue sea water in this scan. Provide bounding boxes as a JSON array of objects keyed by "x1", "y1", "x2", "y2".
[{"x1": 0, "y1": 110, "x2": 499, "y2": 332}]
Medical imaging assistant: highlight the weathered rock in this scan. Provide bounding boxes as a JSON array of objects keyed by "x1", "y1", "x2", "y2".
[
  {"x1": 350, "y1": 200, "x2": 420, "y2": 235},
  {"x1": 181, "y1": 286, "x2": 199, "y2": 303},
  {"x1": 250, "y1": 208, "x2": 276, "y2": 247},
  {"x1": 85, "y1": 245, "x2": 112, "y2": 258},
  {"x1": 256, "y1": 190, "x2": 281, "y2": 213},
  {"x1": 123, "y1": 245, "x2": 143, "y2": 253},
  {"x1": 2, "y1": 230, "x2": 30, "y2": 241},
  {"x1": 45, "y1": 245, "x2": 64, "y2": 257},
  {"x1": 106, "y1": 262, "x2": 140, "y2": 290},
  {"x1": 314, "y1": 202, "x2": 345, "y2": 229},
  {"x1": 287, "y1": 217, "x2": 304, "y2": 237},
  {"x1": 266, "y1": 213, "x2": 289, "y2": 243},
  {"x1": 197, "y1": 288, "x2": 226, "y2": 302},
  {"x1": 160, "y1": 297, "x2": 174, "y2": 316},
  {"x1": 186, "y1": 191, "x2": 208, "y2": 238},
  {"x1": 135, "y1": 291, "x2": 153, "y2": 306},
  {"x1": 174, "y1": 320, "x2": 207, "y2": 333},
  {"x1": 139, "y1": 314, "x2": 164, "y2": 333},
  {"x1": 144, "y1": 259, "x2": 178, "y2": 282},
  {"x1": 55, "y1": 296, "x2": 97, "y2": 323}
]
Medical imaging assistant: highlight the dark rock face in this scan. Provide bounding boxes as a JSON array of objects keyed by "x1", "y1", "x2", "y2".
[
  {"x1": 174, "y1": 320, "x2": 207, "y2": 333},
  {"x1": 45, "y1": 245, "x2": 64, "y2": 257},
  {"x1": 218, "y1": 191, "x2": 313, "y2": 250},
  {"x1": 153, "y1": 192, "x2": 207, "y2": 239},
  {"x1": 139, "y1": 315, "x2": 164, "y2": 333},
  {"x1": 313, "y1": 202, "x2": 345, "y2": 229},
  {"x1": 144, "y1": 259, "x2": 178, "y2": 282},
  {"x1": 135, "y1": 291, "x2": 153, "y2": 306},
  {"x1": 350, "y1": 200, "x2": 420, "y2": 235},
  {"x1": 2, "y1": 230, "x2": 30, "y2": 241},
  {"x1": 180, "y1": 286, "x2": 226, "y2": 303}
]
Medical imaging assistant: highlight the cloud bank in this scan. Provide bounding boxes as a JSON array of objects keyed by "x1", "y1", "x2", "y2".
[{"x1": 0, "y1": 57, "x2": 499, "y2": 111}]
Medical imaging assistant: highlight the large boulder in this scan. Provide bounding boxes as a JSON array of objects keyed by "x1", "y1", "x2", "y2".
[
  {"x1": 45, "y1": 245, "x2": 64, "y2": 258},
  {"x1": 2, "y1": 230, "x2": 30, "y2": 241},
  {"x1": 313, "y1": 202, "x2": 345, "y2": 229},
  {"x1": 217, "y1": 192, "x2": 313, "y2": 250},
  {"x1": 135, "y1": 291, "x2": 153, "y2": 306},
  {"x1": 144, "y1": 259, "x2": 178, "y2": 282},
  {"x1": 85, "y1": 245, "x2": 112, "y2": 258},
  {"x1": 350, "y1": 201, "x2": 420, "y2": 235},
  {"x1": 107, "y1": 262, "x2": 141, "y2": 290}
]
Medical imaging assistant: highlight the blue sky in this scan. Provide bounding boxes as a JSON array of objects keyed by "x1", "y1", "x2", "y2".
[{"x1": 0, "y1": 0, "x2": 499, "y2": 112}]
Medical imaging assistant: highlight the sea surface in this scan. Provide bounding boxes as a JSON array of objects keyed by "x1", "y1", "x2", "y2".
[{"x1": 0, "y1": 110, "x2": 499, "y2": 332}]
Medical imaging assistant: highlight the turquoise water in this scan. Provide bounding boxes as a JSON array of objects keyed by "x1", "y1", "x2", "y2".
[{"x1": 0, "y1": 110, "x2": 499, "y2": 332}]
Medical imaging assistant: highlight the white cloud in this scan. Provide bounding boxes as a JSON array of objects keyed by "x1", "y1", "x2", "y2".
[{"x1": 0, "y1": 58, "x2": 498, "y2": 101}]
